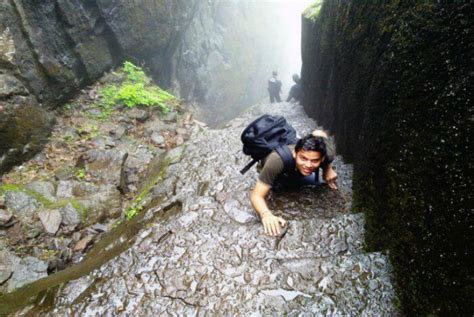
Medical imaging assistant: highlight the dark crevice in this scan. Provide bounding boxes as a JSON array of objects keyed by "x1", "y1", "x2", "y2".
[
  {"x1": 53, "y1": 0, "x2": 91, "y2": 85},
  {"x1": 9, "y1": 0, "x2": 55, "y2": 103},
  {"x1": 89, "y1": 0, "x2": 124, "y2": 66}
]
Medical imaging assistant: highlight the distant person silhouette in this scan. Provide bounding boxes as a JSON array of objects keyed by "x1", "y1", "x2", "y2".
[
  {"x1": 268, "y1": 71, "x2": 282, "y2": 103},
  {"x1": 287, "y1": 74, "x2": 304, "y2": 104}
]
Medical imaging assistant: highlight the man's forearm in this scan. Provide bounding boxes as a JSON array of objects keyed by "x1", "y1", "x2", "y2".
[{"x1": 250, "y1": 192, "x2": 272, "y2": 217}]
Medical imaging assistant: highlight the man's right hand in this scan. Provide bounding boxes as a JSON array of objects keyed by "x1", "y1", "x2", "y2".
[{"x1": 261, "y1": 211, "x2": 286, "y2": 236}]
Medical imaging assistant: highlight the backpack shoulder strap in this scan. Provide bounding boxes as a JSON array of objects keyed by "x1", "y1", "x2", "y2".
[{"x1": 274, "y1": 145, "x2": 295, "y2": 172}]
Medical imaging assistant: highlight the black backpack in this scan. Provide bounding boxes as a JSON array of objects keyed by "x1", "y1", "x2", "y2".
[{"x1": 240, "y1": 114, "x2": 297, "y2": 174}]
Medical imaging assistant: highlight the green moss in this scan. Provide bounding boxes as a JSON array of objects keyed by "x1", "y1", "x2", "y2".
[
  {"x1": 0, "y1": 184, "x2": 86, "y2": 218},
  {"x1": 125, "y1": 155, "x2": 170, "y2": 220},
  {"x1": 304, "y1": 0, "x2": 323, "y2": 21}
]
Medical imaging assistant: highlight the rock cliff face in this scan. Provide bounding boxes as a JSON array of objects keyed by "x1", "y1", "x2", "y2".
[
  {"x1": 301, "y1": 1, "x2": 472, "y2": 315},
  {"x1": 0, "y1": 0, "x2": 287, "y2": 173}
]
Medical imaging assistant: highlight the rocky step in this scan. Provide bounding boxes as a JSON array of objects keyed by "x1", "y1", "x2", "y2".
[{"x1": 50, "y1": 250, "x2": 396, "y2": 316}]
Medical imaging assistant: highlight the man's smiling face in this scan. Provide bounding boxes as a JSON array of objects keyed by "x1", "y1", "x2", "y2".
[{"x1": 294, "y1": 150, "x2": 323, "y2": 176}]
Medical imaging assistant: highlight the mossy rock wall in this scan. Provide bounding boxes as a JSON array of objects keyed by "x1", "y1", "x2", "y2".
[{"x1": 301, "y1": 1, "x2": 472, "y2": 315}]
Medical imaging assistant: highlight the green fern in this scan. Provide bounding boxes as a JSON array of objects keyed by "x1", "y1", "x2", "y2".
[{"x1": 96, "y1": 61, "x2": 175, "y2": 116}]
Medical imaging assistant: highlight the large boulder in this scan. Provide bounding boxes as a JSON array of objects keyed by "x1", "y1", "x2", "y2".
[{"x1": 4, "y1": 190, "x2": 41, "y2": 218}]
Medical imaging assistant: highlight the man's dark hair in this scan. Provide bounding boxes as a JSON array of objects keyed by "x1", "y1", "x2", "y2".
[{"x1": 294, "y1": 134, "x2": 327, "y2": 158}]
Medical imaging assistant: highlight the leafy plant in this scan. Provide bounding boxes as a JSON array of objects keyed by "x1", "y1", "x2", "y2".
[
  {"x1": 75, "y1": 168, "x2": 86, "y2": 180},
  {"x1": 123, "y1": 61, "x2": 149, "y2": 84},
  {"x1": 97, "y1": 61, "x2": 175, "y2": 116}
]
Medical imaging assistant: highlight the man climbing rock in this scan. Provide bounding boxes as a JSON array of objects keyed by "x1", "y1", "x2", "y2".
[
  {"x1": 268, "y1": 71, "x2": 282, "y2": 103},
  {"x1": 286, "y1": 73, "x2": 304, "y2": 103},
  {"x1": 250, "y1": 130, "x2": 338, "y2": 236}
]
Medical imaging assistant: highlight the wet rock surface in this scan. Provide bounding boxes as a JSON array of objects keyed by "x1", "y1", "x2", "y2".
[{"x1": 48, "y1": 103, "x2": 398, "y2": 315}]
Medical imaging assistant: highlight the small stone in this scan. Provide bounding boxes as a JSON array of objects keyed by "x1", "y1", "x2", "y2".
[
  {"x1": 0, "y1": 249, "x2": 18, "y2": 285},
  {"x1": 72, "y1": 232, "x2": 81, "y2": 242},
  {"x1": 91, "y1": 223, "x2": 108, "y2": 233},
  {"x1": 73, "y1": 235, "x2": 94, "y2": 252},
  {"x1": 151, "y1": 132, "x2": 165, "y2": 145},
  {"x1": 55, "y1": 166, "x2": 75, "y2": 181},
  {"x1": 126, "y1": 173, "x2": 140, "y2": 184},
  {"x1": 175, "y1": 135, "x2": 184, "y2": 146},
  {"x1": 162, "y1": 112, "x2": 177, "y2": 123},
  {"x1": 48, "y1": 258, "x2": 66, "y2": 272},
  {"x1": 60, "y1": 203, "x2": 82, "y2": 227},
  {"x1": 109, "y1": 126, "x2": 126, "y2": 140},
  {"x1": 53, "y1": 237, "x2": 73, "y2": 250},
  {"x1": 0, "y1": 209, "x2": 13, "y2": 225},
  {"x1": 86, "y1": 108, "x2": 102, "y2": 117},
  {"x1": 165, "y1": 146, "x2": 185, "y2": 164},
  {"x1": 38, "y1": 209, "x2": 62, "y2": 235},
  {"x1": 56, "y1": 181, "x2": 75, "y2": 199},
  {"x1": 117, "y1": 116, "x2": 132, "y2": 124},
  {"x1": 127, "y1": 108, "x2": 149, "y2": 122},
  {"x1": 369, "y1": 280, "x2": 379, "y2": 291},
  {"x1": 176, "y1": 128, "x2": 188, "y2": 135},
  {"x1": 25, "y1": 223, "x2": 43, "y2": 239}
]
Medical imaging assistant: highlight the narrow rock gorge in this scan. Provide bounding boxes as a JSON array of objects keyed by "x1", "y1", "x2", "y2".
[{"x1": 0, "y1": 0, "x2": 470, "y2": 315}]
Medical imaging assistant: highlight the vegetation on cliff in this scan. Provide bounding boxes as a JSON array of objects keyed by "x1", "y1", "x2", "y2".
[
  {"x1": 301, "y1": 1, "x2": 472, "y2": 314},
  {"x1": 96, "y1": 62, "x2": 176, "y2": 119}
]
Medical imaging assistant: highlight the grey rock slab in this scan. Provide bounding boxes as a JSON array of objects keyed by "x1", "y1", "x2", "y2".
[
  {"x1": 7, "y1": 256, "x2": 48, "y2": 292},
  {"x1": 165, "y1": 146, "x2": 185, "y2": 164},
  {"x1": 38, "y1": 209, "x2": 62, "y2": 234},
  {"x1": 150, "y1": 131, "x2": 165, "y2": 145},
  {"x1": 4, "y1": 190, "x2": 41, "y2": 217},
  {"x1": 0, "y1": 249, "x2": 19, "y2": 285},
  {"x1": 127, "y1": 108, "x2": 149, "y2": 122},
  {"x1": 60, "y1": 203, "x2": 82, "y2": 227},
  {"x1": 223, "y1": 198, "x2": 257, "y2": 224},
  {"x1": 109, "y1": 125, "x2": 126, "y2": 140},
  {"x1": 25, "y1": 181, "x2": 56, "y2": 202},
  {"x1": 0, "y1": 209, "x2": 13, "y2": 225}
]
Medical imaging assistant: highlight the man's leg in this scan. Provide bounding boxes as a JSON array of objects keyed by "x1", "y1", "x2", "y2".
[{"x1": 276, "y1": 93, "x2": 281, "y2": 102}]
